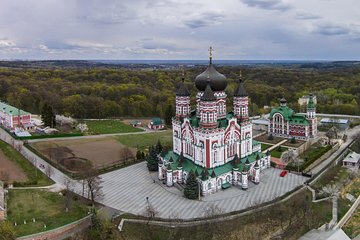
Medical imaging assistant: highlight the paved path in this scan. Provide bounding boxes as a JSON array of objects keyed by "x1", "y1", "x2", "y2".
[
  {"x1": 27, "y1": 129, "x2": 169, "y2": 143},
  {"x1": 261, "y1": 139, "x2": 287, "y2": 154},
  {"x1": 97, "y1": 162, "x2": 306, "y2": 219}
]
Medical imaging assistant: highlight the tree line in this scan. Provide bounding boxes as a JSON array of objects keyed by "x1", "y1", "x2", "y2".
[{"x1": 0, "y1": 63, "x2": 359, "y2": 119}]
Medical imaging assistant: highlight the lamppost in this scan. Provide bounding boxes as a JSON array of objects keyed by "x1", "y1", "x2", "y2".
[{"x1": 198, "y1": 181, "x2": 201, "y2": 200}]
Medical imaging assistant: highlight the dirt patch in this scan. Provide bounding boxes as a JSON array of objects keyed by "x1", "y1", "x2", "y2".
[
  {"x1": 31, "y1": 137, "x2": 136, "y2": 173},
  {"x1": 0, "y1": 151, "x2": 28, "y2": 182}
]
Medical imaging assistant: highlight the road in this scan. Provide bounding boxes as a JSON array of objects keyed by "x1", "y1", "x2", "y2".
[{"x1": 27, "y1": 129, "x2": 169, "y2": 143}]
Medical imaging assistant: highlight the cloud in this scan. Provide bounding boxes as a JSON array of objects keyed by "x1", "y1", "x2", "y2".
[
  {"x1": 296, "y1": 12, "x2": 321, "y2": 20},
  {"x1": 183, "y1": 11, "x2": 225, "y2": 28},
  {"x1": 76, "y1": 0, "x2": 136, "y2": 24},
  {"x1": 0, "y1": 39, "x2": 16, "y2": 47},
  {"x1": 240, "y1": 0, "x2": 291, "y2": 11},
  {"x1": 312, "y1": 23, "x2": 350, "y2": 36}
]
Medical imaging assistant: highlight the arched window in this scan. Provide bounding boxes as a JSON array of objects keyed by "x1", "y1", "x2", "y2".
[
  {"x1": 217, "y1": 178, "x2": 223, "y2": 187},
  {"x1": 208, "y1": 182, "x2": 212, "y2": 189},
  {"x1": 226, "y1": 175, "x2": 231, "y2": 183}
]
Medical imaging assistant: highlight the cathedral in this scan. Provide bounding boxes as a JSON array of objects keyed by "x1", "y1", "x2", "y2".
[
  {"x1": 158, "y1": 48, "x2": 270, "y2": 195},
  {"x1": 268, "y1": 95, "x2": 317, "y2": 140}
]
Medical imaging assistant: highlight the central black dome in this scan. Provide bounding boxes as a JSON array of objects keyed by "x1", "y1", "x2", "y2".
[{"x1": 195, "y1": 63, "x2": 227, "y2": 92}]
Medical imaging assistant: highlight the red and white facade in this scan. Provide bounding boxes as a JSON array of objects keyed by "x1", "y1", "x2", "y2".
[
  {"x1": 0, "y1": 102, "x2": 31, "y2": 129},
  {"x1": 158, "y1": 57, "x2": 270, "y2": 195}
]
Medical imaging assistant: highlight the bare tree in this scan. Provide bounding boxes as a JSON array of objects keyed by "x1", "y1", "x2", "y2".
[
  {"x1": 63, "y1": 177, "x2": 74, "y2": 212},
  {"x1": 45, "y1": 164, "x2": 54, "y2": 178},
  {"x1": 0, "y1": 171, "x2": 9, "y2": 183},
  {"x1": 320, "y1": 184, "x2": 340, "y2": 226},
  {"x1": 326, "y1": 126, "x2": 338, "y2": 145},
  {"x1": 120, "y1": 147, "x2": 134, "y2": 164},
  {"x1": 281, "y1": 149, "x2": 302, "y2": 172},
  {"x1": 85, "y1": 171, "x2": 104, "y2": 207}
]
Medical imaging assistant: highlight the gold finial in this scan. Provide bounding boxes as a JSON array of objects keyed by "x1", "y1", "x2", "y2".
[{"x1": 208, "y1": 46, "x2": 213, "y2": 64}]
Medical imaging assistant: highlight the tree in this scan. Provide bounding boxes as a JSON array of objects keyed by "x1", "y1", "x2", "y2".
[
  {"x1": 146, "y1": 146, "x2": 158, "y2": 171},
  {"x1": 77, "y1": 123, "x2": 88, "y2": 133},
  {"x1": 281, "y1": 149, "x2": 302, "y2": 172},
  {"x1": 184, "y1": 171, "x2": 199, "y2": 199},
  {"x1": 290, "y1": 137, "x2": 297, "y2": 144},
  {"x1": 120, "y1": 147, "x2": 134, "y2": 164},
  {"x1": 326, "y1": 126, "x2": 338, "y2": 144},
  {"x1": 268, "y1": 134, "x2": 274, "y2": 140},
  {"x1": 41, "y1": 102, "x2": 56, "y2": 128},
  {"x1": 0, "y1": 221, "x2": 16, "y2": 240},
  {"x1": 63, "y1": 177, "x2": 74, "y2": 212},
  {"x1": 136, "y1": 150, "x2": 143, "y2": 160},
  {"x1": 164, "y1": 104, "x2": 173, "y2": 126},
  {"x1": 84, "y1": 171, "x2": 104, "y2": 207},
  {"x1": 155, "y1": 140, "x2": 163, "y2": 155}
]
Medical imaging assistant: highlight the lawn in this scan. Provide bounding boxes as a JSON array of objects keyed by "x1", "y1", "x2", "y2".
[
  {"x1": 115, "y1": 131, "x2": 172, "y2": 151},
  {"x1": 261, "y1": 143, "x2": 272, "y2": 151},
  {"x1": 84, "y1": 120, "x2": 144, "y2": 135},
  {"x1": 349, "y1": 138, "x2": 360, "y2": 153},
  {"x1": 299, "y1": 143, "x2": 332, "y2": 163},
  {"x1": 0, "y1": 140, "x2": 53, "y2": 186},
  {"x1": 6, "y1": 189, "x2": 89, "y2": 237},
  {"x1": 270, "y1": 146, "x2": 288, "y2": 158}
]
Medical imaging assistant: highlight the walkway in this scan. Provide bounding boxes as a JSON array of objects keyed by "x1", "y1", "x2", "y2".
[
  {"x1": 27, "y1": 129, "x2": 168, "y2": 143},
  {"x1": 97, "y1": 162, "x2": 306, "y2": 219}
]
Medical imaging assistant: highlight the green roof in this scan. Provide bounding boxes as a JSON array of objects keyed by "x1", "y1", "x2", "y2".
[
  {"x1": 0, "y1": 102, "x2": 30, "y2": 116},
  {"x1": 290, "y1": 114, "x2": 309, "y2": 126},
  {"x1": 152, "y1": 118, "x2": 162, "y2": 125},
  {"x1": 269, "y1": 106, "x2": 294, "y2": 121},
  {"x1": 307, "y1": 95, "x2": 316, "y2": 109},
  {"x1": 162, "y1": 151, "x2": 266, "y2": 178},
  {"x1": 269, "y1": 106, "x2": 309, "y2": 126},
  {"x1": 252, "y1": 140, "x2": 260, "y2": 146}
]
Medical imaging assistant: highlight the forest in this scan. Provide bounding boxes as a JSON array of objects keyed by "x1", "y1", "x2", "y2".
[{"x1": 0, "y1": 61, "x2": 359, "y2": 119}]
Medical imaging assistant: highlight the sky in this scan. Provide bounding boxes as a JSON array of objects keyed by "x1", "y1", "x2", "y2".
[{"x1": 0, "y1": 0, "x2": 360, "y2": 60}]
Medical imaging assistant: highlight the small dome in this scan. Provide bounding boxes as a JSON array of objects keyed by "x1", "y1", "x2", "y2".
[{"x1": 195, "y1": 63, "x2": 227, "y2": 92}]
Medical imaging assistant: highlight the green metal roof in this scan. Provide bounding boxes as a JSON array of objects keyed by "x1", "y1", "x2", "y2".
[
  {"x1": 269, "y1": 106, "x2": 310, "y2": 126},
  {"x1": 162, "y1": 150, "x2": 266, "y2": 178},
  {"x1": 290, "y1": 114, "x2": 309, "y2": 126},
  {"x1": 152, "y1": 118, "x2": 162, "y2": 126},
  {"x1": 0, "y1": 102, "x2": 30, "y2": 116},
  {"x1": 252, "y1": 140, "x2": 260, "y2": 146},
  {"x1": 269, "y1": 106, "x2": 294, "y2": 121},
  {"x1": 307, "y1": 95, "x2": 316, "y2": 109}
]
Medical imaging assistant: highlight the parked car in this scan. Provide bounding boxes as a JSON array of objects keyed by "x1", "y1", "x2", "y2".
[{"x1": 280, "y1": 170, "x2": 287, "y2": 177}]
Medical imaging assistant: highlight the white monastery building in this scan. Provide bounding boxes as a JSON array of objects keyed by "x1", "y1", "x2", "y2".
[
  {"x1": 268, "y1": 95, "x2": 317, "y2": 140},
  {"x1": 158, "y1": 49, "x2": 270, "y2": 195},
  {"x1": 0, "y1": 101, "x2": 31, "y2": 129}
]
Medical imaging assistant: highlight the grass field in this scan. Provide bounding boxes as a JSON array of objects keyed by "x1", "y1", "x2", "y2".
[
  {"x1": 84, "y1": 120, "x2": 144, "y2": 135},
  {"x1": 7, "y1": 189, "x2": 89, "y2": 237},
  {"x1": 270, "y1": 146, "x2": 288, "y2": 158},
  {"x1": 261, "y1": 143, "x2": 272, "y2": 151},
  {"x1": 299, "y1": 143, "x2": 332, "y2": 163},
  {"x1": 0, "y1": 140, "x2": 53, "y2": 186},
  {"x1": 116, "y1": 131, "x2": 172, "y2": 151}
]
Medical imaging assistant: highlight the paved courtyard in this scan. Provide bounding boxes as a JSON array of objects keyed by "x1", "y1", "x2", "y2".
[{"x1": 98, "y1": 162, "x2": 307, "y2": 219}]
